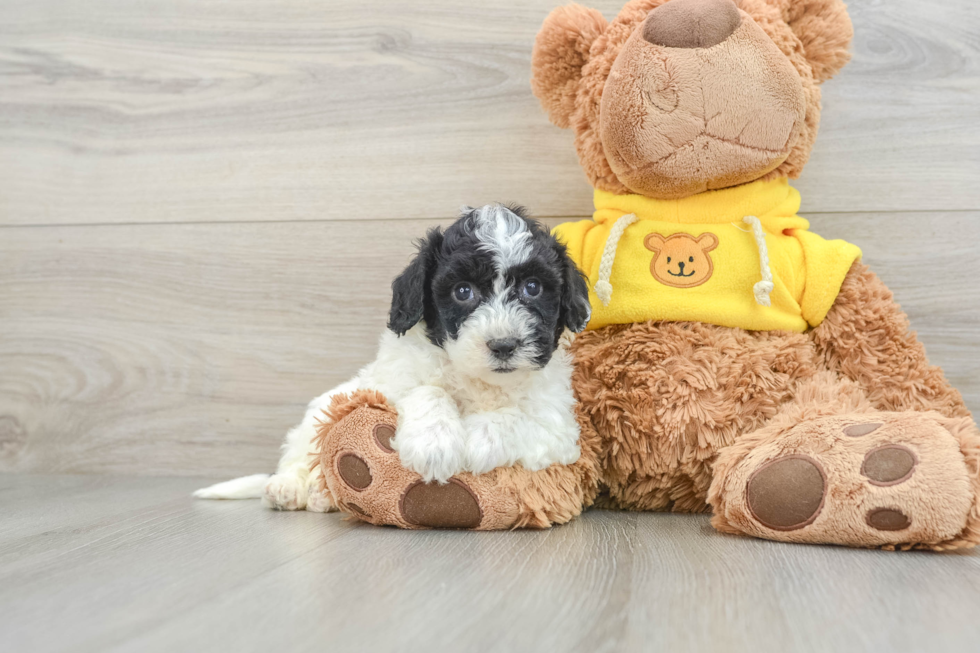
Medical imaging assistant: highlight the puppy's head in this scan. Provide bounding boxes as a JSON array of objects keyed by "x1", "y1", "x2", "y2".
[{"x1": 387, "y1": 204, "x2": 591, "y2": 382}]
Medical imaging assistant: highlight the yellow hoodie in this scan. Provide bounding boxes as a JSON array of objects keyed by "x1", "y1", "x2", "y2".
[{"x1": 553, "y1": 179, "x2": 861, "y2": 332}]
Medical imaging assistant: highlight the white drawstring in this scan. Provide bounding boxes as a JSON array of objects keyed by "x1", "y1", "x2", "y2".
[
  {"x1": 742, "y1": 215, "x2": 774, "y2": 306},
  {"x1": 593, "y1": 213, "x2": 638, "y2": 306}
]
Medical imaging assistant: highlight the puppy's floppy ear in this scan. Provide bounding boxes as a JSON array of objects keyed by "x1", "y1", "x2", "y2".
[
  {"x1": 779, "y1": 0, "x2": 853, "y2": 83},
  {"x1": 554, "y1": 240, "x2": 592, "y2": 334},
  {"x1": 531, "y1": 4, "x2": 608, "y2": 129},
  {"x1": 387, "y1": 228, "x2": 443, "y2": 336}
]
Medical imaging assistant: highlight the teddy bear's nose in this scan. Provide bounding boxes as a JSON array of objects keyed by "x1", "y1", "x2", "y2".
[{"x1": 642, "y1": 0, "x2": 742, "y2": 49}]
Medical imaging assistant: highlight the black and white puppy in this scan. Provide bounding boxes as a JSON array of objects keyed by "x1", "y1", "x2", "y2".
[{"x1": 196, "y1": 204, "x2": 591, "y2": 511}]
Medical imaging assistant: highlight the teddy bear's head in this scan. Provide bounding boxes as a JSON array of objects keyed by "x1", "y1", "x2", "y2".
[{"x1": 531, "y1": 0, "x2": 853, "y2": 199}]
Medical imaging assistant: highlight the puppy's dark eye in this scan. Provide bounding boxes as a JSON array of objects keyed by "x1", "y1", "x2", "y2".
[
  {"x1": 689, "y1": 256, "x2": 694, "y2": 263},
  {"x1": 522, "y1": 279, "x2": 541, "y2": 298},
  {"x1": 453, "y1": 283, "x2": 474, "y2": 303},
  {"x1": 667, "y1": 257, "x2": 671, "y2": 263}
]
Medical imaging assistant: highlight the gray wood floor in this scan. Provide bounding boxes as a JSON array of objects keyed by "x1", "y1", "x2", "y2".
[{"x1": 2, "y1": 475, "x2": 979, "y2": 653}]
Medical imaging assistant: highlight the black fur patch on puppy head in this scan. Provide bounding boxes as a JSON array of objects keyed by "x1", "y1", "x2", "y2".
[
  {"x1": 388, "y1": 204, "x2": 591, "y2": 374},
  {"x1": 387, "y1": 227, "x2": 444, "y2": 337}
]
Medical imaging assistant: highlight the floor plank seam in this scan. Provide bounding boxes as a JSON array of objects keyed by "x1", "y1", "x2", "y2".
[{"x1": 2, "y1": 208, "x2": 978, "y2": 230}]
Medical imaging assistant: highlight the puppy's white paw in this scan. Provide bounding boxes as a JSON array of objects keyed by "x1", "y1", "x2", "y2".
[
  {"x1": 304, "y1": 472, "x2": 338, "y2": 513},
  {"x1": 263, "y1": 473, "x2": 308, "y2": 511},
  {"x1": 463, "y1": 414, "x2": 511, "y2": 475},
  {"x1": 393, "y1": 418, "x2": 467, "y2": 484},
  {"x1": 305, "y1": 488, "x2": 338, "y2": 513}
]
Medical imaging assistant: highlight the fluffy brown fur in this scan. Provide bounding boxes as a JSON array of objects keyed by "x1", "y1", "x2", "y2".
[
  {"x1": 571, "y1": 320, "x2": 818, "y2": 512},
  {"x1": 531, "y1": 4, "x2": 609, "y2": 130},
  {"x1": 812, "y1": 262, "x2": 971, "y2": 419}
]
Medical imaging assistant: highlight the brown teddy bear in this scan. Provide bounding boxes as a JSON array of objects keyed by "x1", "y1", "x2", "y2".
[
  {"x1": 313, "y1": 0, "x2": 980, "y2": 550},
  {"x1": 532, "y1": 0, "x2": 980, "y2": 550}
]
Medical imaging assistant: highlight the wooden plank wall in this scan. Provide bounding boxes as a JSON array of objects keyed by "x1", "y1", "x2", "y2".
[{"x1": 1, "y1": 0, "x2": 978, "y2": 476}]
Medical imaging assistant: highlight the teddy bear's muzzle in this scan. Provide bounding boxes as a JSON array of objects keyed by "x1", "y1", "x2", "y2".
[{"x1": 598, "y1": 2, "x2": 807, "y2": 198}]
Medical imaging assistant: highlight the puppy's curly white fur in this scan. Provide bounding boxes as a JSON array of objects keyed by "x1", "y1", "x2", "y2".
[{"x1": 195, "y1": 204, "x2": 591, "y2": 510}]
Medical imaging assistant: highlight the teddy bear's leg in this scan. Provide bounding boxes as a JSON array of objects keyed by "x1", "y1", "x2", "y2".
[
  {"x1": 311, "y1": 390, "x2": 602, "y2": 530},
  {"x1": 812, "y1": 262, "x2": 971, "y2": 419},
  {"x1": 708, "y1": 373, "x2": 980, "y2": 550},
  {"x1": 569, "y1": 320, "x2": 822, "y2": 514}
]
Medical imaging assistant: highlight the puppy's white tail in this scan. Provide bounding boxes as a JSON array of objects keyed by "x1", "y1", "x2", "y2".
[{"x1": 193, "y1": 473, "x2": 270, "y2": 500}]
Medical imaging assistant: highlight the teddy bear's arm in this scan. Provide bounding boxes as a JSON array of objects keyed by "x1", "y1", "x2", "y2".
[{"x1": 810, "y1": 261, "x2": 971, "y2": 419}]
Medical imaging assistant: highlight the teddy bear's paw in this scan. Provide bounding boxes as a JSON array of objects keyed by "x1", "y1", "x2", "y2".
[
  {"x1": 313, "y1": 390, "x2": 523, "y2": 530},
  {"x1": 711, "y1": 412, "x2": 980, "y2": 549}
]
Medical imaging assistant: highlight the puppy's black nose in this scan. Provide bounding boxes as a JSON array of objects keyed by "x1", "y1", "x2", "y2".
[{"x1": 487, "y1": 338, "x2": 519, "y2": 360}]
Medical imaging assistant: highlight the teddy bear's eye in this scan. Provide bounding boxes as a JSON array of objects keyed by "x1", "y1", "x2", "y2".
[
  {"x1": 667, "y1": 257, "x2": 671, "y2": 263},
  {"x1": 689, "y1": 256, "x2": 694, "y2": 263}
]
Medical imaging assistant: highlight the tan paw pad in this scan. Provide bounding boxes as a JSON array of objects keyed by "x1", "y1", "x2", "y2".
[
  {"x1": 866, "y1": 507, "x2": 911, "y2": 531},
  {"x1": 844, "y1": 422, "x2": 882, "y2": 437},
  {"x1": 399, "y1": 479, "x2": 483, "y2": 529},
  {"x1": 337, "y1": 453, "x2": 372, "y2": 491},
  {"x1": 861, "y1": 445, "x2": 917, "y2": 486},
  {"x1": 747, "y1": 455, "x2": 826, "y2": 531},
  {"x1": 373, "y1": 424, "x2": 395, "y2": 453}
]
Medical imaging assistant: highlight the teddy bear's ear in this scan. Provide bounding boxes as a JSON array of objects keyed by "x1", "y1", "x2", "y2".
[
  {"x1": 531, "y1": 4, "x2": 608, "y2": 129},
  {"x1": 781, "y1": 0, "x2": 854, "y2": 83},
  {"x1": 644, "y1": 233, "x2": 665, "y2": 252},
  {"x1": 696, "y1": 233, "x2": 719, "y2": 253}
]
